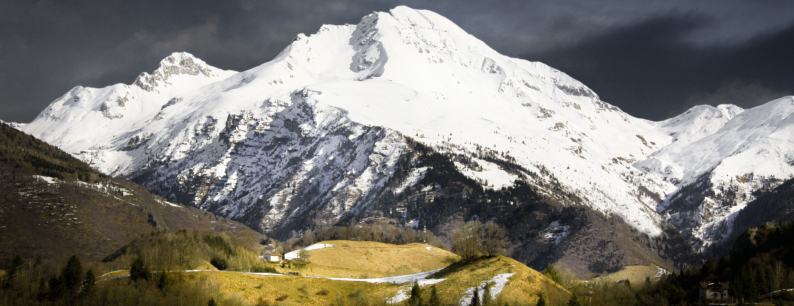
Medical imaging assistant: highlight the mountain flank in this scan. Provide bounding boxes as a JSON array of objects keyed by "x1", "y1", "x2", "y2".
[{"x1": 0, "y1": 122, "x2": 260, "y2": 268}]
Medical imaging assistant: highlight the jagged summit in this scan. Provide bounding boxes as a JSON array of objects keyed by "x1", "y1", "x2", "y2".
[
  {"x1": 641, "y1": 97, "x2": 793, "y2": 188},
  {"x1": 134, "y1": 52, "x2": 228, "y2": 92},
  {"x1": 22, "y1": 52, "x2": 236, "y2": 152}
]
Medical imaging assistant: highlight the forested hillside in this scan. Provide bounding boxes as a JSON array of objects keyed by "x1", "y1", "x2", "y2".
[{"x1": 0, "y1": 122, "x2": 260, "y2": 268}]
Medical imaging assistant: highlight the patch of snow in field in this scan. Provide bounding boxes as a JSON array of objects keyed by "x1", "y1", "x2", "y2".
[
  {"x1": 284, "y1": 243, "x2": 336, "y2": 260},
  {"x1": 328, "y1": 268, "x2": 444, "y2": 284},
  {"x1": 388, "y1": 288, "x2": 410, "y2": 304},
  {"x1": 426, "y1": 247, "x2": 432, "y2": 251},
  {"x1": 156, "y1": 199, "x2": 181, "y2": 207},
  {"x1": 652, "y1": 266, "x2": 670, "y2": 279},
  {"x1": 99, "y1": 270, "x2": 125, "y2": 278},
  {"x1": 458, "y1": 273, "x2": 515, "y2": 306},
  {"x1": 419, "y1": 278, "x2": 446, "y2": 286},
  {"x1": 386, "y1": 275, "x2": 447, "y2": 304},
  {"x1": 33, "y1": 175, "x2": 57, "y2": 184}
]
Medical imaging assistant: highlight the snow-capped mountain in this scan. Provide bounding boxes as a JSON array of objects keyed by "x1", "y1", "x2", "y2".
[
  {"x1": 17, "y1": 6, "x2": 794, "y2": 264},
  {"x1": 638, "y1": 97, "x2": 794, "y2": 253},
  {"x1": 22, "y1": 52, "x2": 237, "y2": 154}
]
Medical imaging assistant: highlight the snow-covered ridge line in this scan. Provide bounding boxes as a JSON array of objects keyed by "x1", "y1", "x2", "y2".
[
  {"x1": 19, "y1": 5, "x2": 794, "y2": 251},
  {"x1": 637, "y1": 96, "x2": 794, "y2": 251}
]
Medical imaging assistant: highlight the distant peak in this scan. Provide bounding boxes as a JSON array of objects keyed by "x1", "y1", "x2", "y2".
[
  {"x1": 160, "y1": 52, "x2": 203, "y2": 67},
  {"x1": 388, "y1": 5, "x2": 421, "y2": 16},
  {"x1": 387, "y1": 5, "x2": 435, "y2": 20},
  {"x1": 716, "y1": 104, "x2": 743, "y2": 120},
  {"x1": 133, "y1": 52, "x2": 220, "y2": 92}
]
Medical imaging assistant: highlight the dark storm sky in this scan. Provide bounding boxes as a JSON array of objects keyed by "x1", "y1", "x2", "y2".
[{"x1": 2, "y1": 0, "x2": 793, "y2": 122}]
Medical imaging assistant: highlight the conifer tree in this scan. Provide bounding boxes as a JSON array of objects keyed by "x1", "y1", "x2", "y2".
[
  {"x1": 483, "y1": 283, "x2": 493, "y2": 306},
  {"x1": 81, "y1": 269, "x2": 95, "y2": 297},
  {"x1": 757, "y1": 266, "x2": 768, "y2": 297},
  {"x1": 157, "y1": 269, "x2": 169, "y2": 291},
  {"x1": 409, "y1": 281, "x2": 423, "y2": 306},
  {"x1": 567, "y1": 293, "x2": 581, "y2": 306},
  {"x1": 427, "y1": 285, "x2": 441, "y2": 306},
  {"x1": 130, "y1": 257, "x2": 149, "y2": 282},
  {"x1": 536, "y1": 295, "x2": 546, "y2": 306},
  {"x1": 471, "y1": 288, "x2": 480, "y2": 306},
  {"x1": 8, "y1": 255, "x2": 22, "y2": 277},
  {"x1": 62, "y1": 255, "x2": 83, "y2": 295}
]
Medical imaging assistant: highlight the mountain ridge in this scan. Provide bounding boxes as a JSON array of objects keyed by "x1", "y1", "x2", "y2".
[{"x1": 13, "y1": 6, "x2": 794, "y2": 273}]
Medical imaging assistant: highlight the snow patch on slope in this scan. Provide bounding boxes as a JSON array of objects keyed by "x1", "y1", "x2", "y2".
[
  {"x1": 284, "y1": 243, "x2": 336, "y2": 260},
  {"x1": 458, "y1": 273, "x2": 515, "y2": 306}
]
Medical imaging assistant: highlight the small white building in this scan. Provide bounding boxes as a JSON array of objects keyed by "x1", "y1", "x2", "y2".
[{"x1": 266, "y1": 253, "x2": 283, "y2": 262}]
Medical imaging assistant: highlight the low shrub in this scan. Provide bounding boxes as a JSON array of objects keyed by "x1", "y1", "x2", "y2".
[{"x1": 209, "y1": 257, "x2": 227, "y2": 270}]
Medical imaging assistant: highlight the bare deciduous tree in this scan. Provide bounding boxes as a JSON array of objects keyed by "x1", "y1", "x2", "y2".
[
  {"x1": 481, "y1": 221, "x2": 507, "y2": 257},
  {"x1": 451, "y1": 220, "x2": 507, "y2": 261}
]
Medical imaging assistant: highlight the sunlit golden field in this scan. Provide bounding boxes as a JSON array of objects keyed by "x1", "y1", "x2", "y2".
[{"x1": 297, "y1": 240, "x2": 456, "y2": 278}]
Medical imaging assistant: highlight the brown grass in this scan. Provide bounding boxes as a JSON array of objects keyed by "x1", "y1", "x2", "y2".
[
  {"x1": 294, "y1": 240, "x2": 457, "y2": 278},
  {"x1": 592, "y1": 264, "x2": 663, "y2": 288},
  {"x1": 429, "y1": 256, "x2": 571, "y2": 306},
  {"x1": 91, "y1": 241, "x2": 572, "y2": 305},
  {"x1": 207, "y1": 271, "x2": 399, "y2": 305}
]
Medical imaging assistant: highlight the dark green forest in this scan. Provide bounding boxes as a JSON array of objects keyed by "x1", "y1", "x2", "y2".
[{"x1": 0, "y1": 123, "x2": 105, "y2": 183}]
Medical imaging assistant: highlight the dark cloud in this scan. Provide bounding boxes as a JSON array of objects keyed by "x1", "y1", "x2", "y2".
[
  {"x1": 685, "y1": 79, "x2": 791, "y2": 111},
  {"x1": 527, "y1": 14, "x2": 794, "y2": 120},
  {"x1": 1, "y1": 0, "x2": 793, "y2": 122}
]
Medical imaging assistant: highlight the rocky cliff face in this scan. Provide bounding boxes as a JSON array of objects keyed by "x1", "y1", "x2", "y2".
[{"x1": 131, "y1": 90, "x2": 410, "y2": 235}]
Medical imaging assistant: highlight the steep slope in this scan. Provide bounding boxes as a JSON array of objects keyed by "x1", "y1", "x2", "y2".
[
  {"x1": 655, "y1": 104, "x2": 744, "y2": 149},
  {"x1": 429, "y1": 255, "x2": 571, "y2": 306},
  {"x1": 0, "y1": 122, "x2": 260, "y2": 267},
  {"x1": 691, "y1": 175, "x2": 794, "y2": 257},
  {"x1": 21, "y1": 52, "x2": 237, "y2": 156},
  {"x1": 637, "y1": 97, "x2": 794, "y2": 254}
]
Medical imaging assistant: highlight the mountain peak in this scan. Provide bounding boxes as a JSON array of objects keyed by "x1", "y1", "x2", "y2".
[
  {"x1": 158, "y1": 52, "x2": 205, "y2": 69},
  {"x1": 716, "y1": 104, "x2": 743, "y2": 120},
  {"x1": 134, "y1": 51, "x2": 226, "y2": 92}
]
